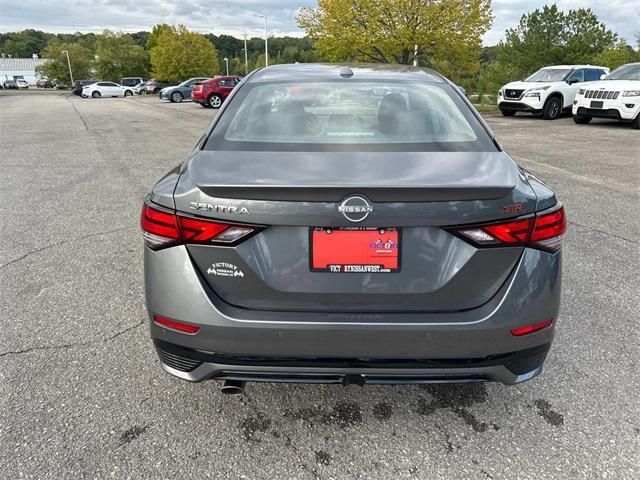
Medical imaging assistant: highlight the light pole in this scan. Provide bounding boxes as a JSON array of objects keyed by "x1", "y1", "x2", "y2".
[
  {"x1": 61, "y1": 50, "x2": 74, "y2": 85},
  {"x1": 243, "y1": 33, "x2": 248, "y2": 74},
  {"x1": 258, "y1": 15, "x2": 268, "y2": 67},
  {"x1": 224, "y1": 57, "x2": 229, "y2": 76}
]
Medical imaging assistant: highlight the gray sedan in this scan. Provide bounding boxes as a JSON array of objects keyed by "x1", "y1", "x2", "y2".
[
  {"x1": 159, "y1": 77, "x2": 210, "y2": 103},
  {"x1": 141, "y1": 64, "x2": 566, "y2": 395}
]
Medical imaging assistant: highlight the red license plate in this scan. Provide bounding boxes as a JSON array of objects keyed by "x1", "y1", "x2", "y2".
[{"x1": 310, "y1": 227, "x2": 400, "y2": 273}]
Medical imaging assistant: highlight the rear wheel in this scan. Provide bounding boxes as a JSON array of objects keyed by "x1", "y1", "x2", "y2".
[
  {"x1": 124, "y1": 90, "x2": 133, "y2": 97},
  {"x1": 542, "y1": 96, "x2": 562, "y2": 120},
  {"x1": 208, "y1": 94, "x2": 222, "y2": 108},
  {"x1": 171, "y1": 92, "x2": 183, "y2": 103},
  {"x1": 500, "y1": 110, "x2": 516, "y2": 117},
  {"x1": 573, "y1": 116, "x2": 591, "y2": 124},
  {"x1": 91, "y1": 91, "x2": 101, "y2": 98},
  {"x1": 633, "y1": 113, "x2": 640, "y2": 130}
]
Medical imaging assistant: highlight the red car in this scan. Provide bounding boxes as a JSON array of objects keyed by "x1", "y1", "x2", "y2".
[{"x1": 191, "y1": 76, "x2": 242, "y2": 108}]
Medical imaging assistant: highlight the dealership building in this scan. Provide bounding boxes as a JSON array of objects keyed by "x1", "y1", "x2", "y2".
[{"x1": 0, "y1": 55, "x2": 48, "y2": 85}]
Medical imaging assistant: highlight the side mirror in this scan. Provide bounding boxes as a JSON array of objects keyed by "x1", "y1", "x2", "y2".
[
  {"x1": 600, "y1": 74, "x2": 607, "y2": 80},
  {"x1": 567, "y1": 78, "x2": 579, "y2": 85}
]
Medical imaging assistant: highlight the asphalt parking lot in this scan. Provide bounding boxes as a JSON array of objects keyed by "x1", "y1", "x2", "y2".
[{"x1": 1, "y1": 92, "x2": 639, "y2": 479}]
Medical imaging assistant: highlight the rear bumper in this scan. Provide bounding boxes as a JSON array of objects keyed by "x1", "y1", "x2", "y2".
[
  {"x1": 145, "y1": 245, "x2": 561, "y2": 384},
  {"x1": 154, "y1": 338, "x2": 550, "y2": 385}
]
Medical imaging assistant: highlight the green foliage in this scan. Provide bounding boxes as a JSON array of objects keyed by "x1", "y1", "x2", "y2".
[
  {"x1": 0, "y1": 29, "x2": 51, "y2": 57},
  {"x1": 470, "y1": 3, "x2": 625, "y2": 95},
  {"x1": 149, "y1": 25, "x2": 218, "y2": 82},
  {"x1": 297, "y1": 0, "x2": 493, "y2": 82},
  {"x1": 36, "y1": 41, "x2": 93, "y2": 83},
  {"x1": 592, "y1": 41, "x2": 640, "y2": 70},
  {"x1": 94, "y1": 30, "x2": 149, "y2": 81},
  {"x1": 146, "y1": 24, "x2": 172, "y2": 51},
  {"x1": 495, "y1": 4, "x2": 617, "y2": 80}
]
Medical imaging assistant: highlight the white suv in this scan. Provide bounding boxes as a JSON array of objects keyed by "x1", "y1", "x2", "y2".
[
  {"x1": 573, "y1": 62, "x2": 640, "y2": 129},
  {"x1": 498, "y1": 65, "x2": 609, "y2": 120}
]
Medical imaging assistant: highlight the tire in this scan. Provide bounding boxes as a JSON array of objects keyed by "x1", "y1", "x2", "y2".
[
  {"x1": 91, "y1": 91, "x2": 101, "y2": 98},
  {"x1": 124, "y1": 90, "x2": 133, "y2": 97},
  {"x1": 500, "y1": 109, "x2": 516, "y2": 117},
  {"x1": 633, "y1": 113, "x2": 640, "y2": 130},
  {"x1": 171, "y1": 92, "x2": 183, "y2": 103},
  {"x1": 573, "y1": 116, "x2": 591, "y2": 124},
  {"x1": 208, "y1": 94, "x2": 222, "y2": 108},
  {"x1": 542, "y1": 96, "x2": 562, "y2": 120}
]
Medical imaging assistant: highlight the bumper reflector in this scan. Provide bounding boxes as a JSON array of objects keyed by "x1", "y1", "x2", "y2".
[
  {"x1": 511, "y1": 319, "x2": 554, "y2": 337},
  {"x1": 153, "y1": 315, "x2": 200, "y2": 334}
]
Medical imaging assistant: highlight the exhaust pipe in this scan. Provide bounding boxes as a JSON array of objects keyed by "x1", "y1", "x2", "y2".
[{"x1": 220, "y1": 380, "x2": 246, "y2": 395}]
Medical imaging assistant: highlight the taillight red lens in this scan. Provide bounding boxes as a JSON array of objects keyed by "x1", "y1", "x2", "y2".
[
  {"x1": 452, "y1": 205, "x2": 566, "y2": 252},
  {"x1": 141, "y1": 204, "x2": 180, "y2": 249},
  {"x1": 511, "y1": 319, "x2": 553, "y2": 336},
  {"x1": 153, "y1": 315, "x2": 199, "y2": 334},
  {"x1": 530, "y1": 207, "x2": 566, "y2": 251},
  {"x1": 141, "y1": 203, "x2": 257, "y2": 249},
  {"x1": 483, "y1": 218, "x2": 534, "y2": 244}
]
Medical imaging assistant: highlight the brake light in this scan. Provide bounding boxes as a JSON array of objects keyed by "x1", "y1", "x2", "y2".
[
  {"x1": 530, "y1": 207, "x2": 567, "y2": 251},
  {"x1": 153, "y1": 315, "x2": 199, "y2": 334},
  {"x1": 140, "y1": 204, "x2": 180, "y2": 249},
  {"x1": 141, "y1": 203, "x2": 258, "y2": 250},
  {"x1": 511, "y1": 319, "x2": 553, "y2": 336},
  {"x1": 452, "y1": 206, "x2": 566, "y2": 252}
]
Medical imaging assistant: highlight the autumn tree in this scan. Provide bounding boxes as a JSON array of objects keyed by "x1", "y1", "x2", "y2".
[
  {"x1": 149, "y1": 25, "x2": 219, "y2": 82},
  {"x1": 297, "y1": 0, "x2": 493, "y2": 81},
  {"x1": 36, "y1": 41, "x2": 93, "y2": 83},
  {"x1": 94, "y1": 30, "x2": 149, "y2": 81}
]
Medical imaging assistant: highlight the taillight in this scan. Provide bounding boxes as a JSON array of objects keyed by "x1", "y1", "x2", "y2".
[
  {"x1": 140, "y1": 204, "x2": 180, "y2": 249},
  {"x1": 451, "y1": 206, "x2": 566, "y2": 252},
  {"x1": 530, "y1": 207, "x2": 566, "y2": 251},
  {"x1": 141, "y1": 203, "x2": 258, "y2": 250}
]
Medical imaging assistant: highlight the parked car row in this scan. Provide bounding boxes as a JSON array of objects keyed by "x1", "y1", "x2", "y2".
[
  {"x1": 498, "y1": 62, "x2": 640, "y2": 129},
  {"x1": 2, "y1": 79, "x2": 30, "y2": 88}
]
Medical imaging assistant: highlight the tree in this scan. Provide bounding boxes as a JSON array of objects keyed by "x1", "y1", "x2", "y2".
[
  {"x1": 37, "y1": 40, "x2": 93, "y2": 83},
  {"x1": 494, "y1": 4, "x2": 617, "y2": 80},
  {"x1": 94, "y1": 30, "x2": 149, "y2": 81},
  {"x1": 146, "y1": 24, "x2": 172, "y2": 51},
  {"x1": 0, "y1": 29, "x2": 52, "y2": 57},
  {"x1": 149, "y1": 25, "x2": 219, "y2": 82},
  {"x1": 592, "y1": 41, "x2": 640, "y2": 70},
  {"x1": 297, "y1": 0, "x2": 492, "y2": 81}
]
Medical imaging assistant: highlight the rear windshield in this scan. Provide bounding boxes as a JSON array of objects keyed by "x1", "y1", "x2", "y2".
[{"x1": 205, "y1": 81, "x2": 496, "y2": 152}]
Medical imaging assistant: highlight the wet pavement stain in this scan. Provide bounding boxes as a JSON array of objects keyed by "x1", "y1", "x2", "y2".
[
  {"x1": 416, "y1": 384, "x2": 495, "y2": 433},
  {"x1": 372, "y1": 402, "x2": 393, "y2": 420},
  {"x1": 315, "y1": 450, "x2": 331, "y2": 465},
  {"x1": 119, "y1": 424, "x2": 149, "y2": 445},
  {"x1": 452, "y1": 407, "x2": 489, "y2": 433},
  {"x1": 239, "y1": 412, "x2": 272, "y2": 442},
  {"x1": 332, "y1": 402, "x2": 362, "y2": 427},
  {"x1": 534, "y1": 399, "x2": 564, "y2": 427},
  {"x1": 284, "y1": 402, "x2": 362, "y2": 428}
]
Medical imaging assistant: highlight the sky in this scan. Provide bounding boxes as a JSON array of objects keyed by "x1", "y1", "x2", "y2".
[{"x1": 0, "y1": 0, "x2": 638, "y2": 46}]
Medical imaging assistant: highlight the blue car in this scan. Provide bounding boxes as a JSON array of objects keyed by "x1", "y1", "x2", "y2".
[{"x1": 159, "y1": 77, "x2": 210, "y2": 103}]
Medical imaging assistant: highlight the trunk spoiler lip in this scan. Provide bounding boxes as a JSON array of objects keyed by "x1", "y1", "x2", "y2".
[{"x1": 196, "y1": 184, "x2": 516, "y2": 202}]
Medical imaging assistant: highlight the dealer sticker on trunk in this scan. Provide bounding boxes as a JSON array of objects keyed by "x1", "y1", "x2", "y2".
[{"x1": 207, "y1": 262, "x2": 244, "y2": 278}]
